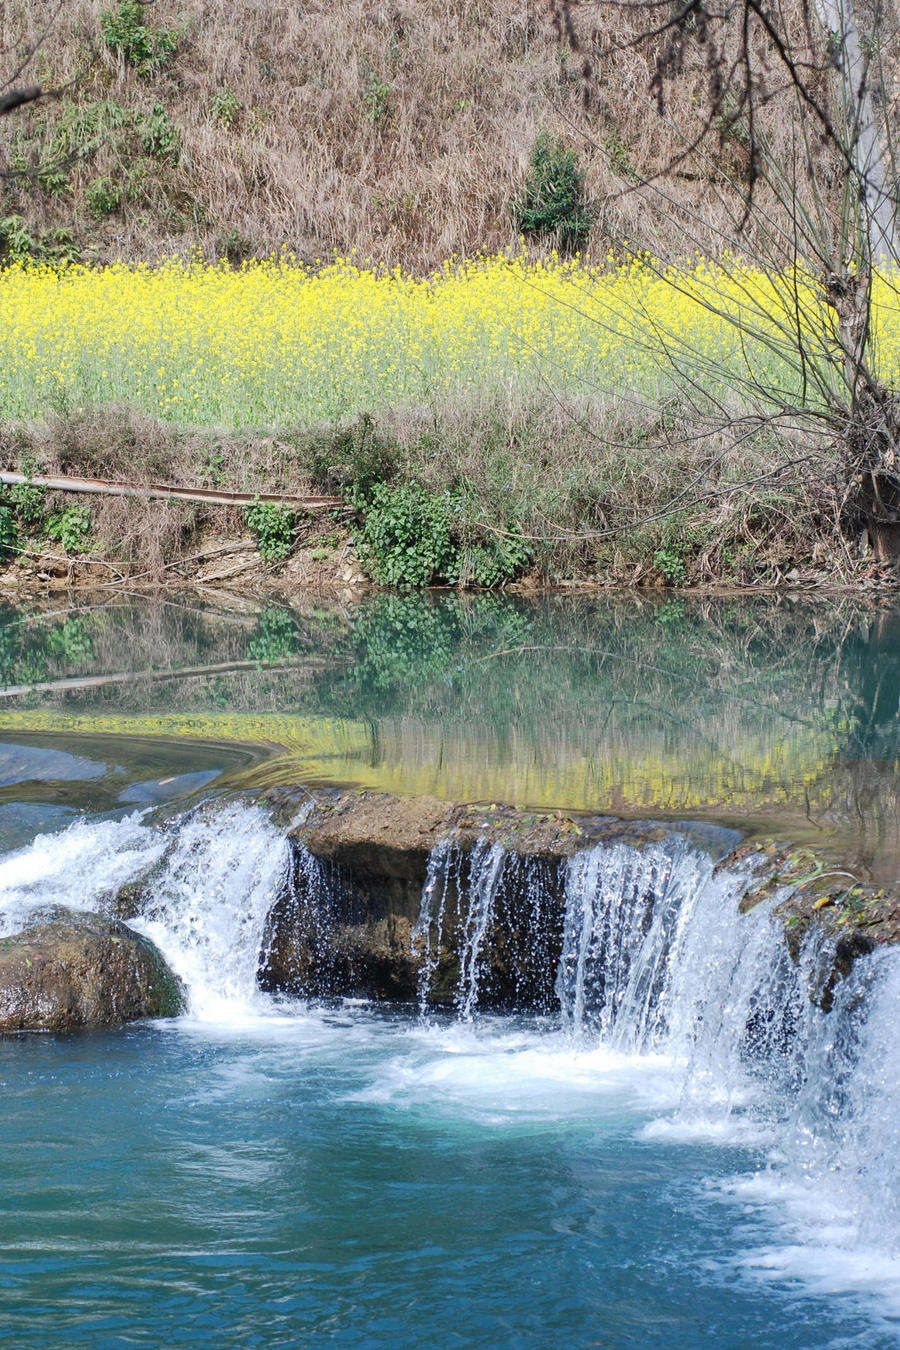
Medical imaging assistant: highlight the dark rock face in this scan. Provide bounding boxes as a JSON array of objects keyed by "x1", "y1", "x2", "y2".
[
  {"x1": 259, "y1": 787, "x2": 895, "y2": 1012},
  {"x1": 258, "y1": 790, "x2": 662, "y2": 1008},
  {"x1": 258, "y1": 841, "x2": 566, "y2": 1007},
  {"x1": 0, "y1": 910, "x2": 185, "y2": 1033}
]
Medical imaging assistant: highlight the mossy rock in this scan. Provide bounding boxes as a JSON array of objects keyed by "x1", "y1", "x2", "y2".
[{"x1": 0, "y1": 908, "x2": 185, "y2": 1033}]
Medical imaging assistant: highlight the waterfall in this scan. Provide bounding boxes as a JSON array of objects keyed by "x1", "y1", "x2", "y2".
[
  {"x1": 132, "y1": 801, "x2": 290, "y2": 1021},
  {"x1": 556, "y1": 836, "x2": 717, "y2": 1044},
  {"x1": 456, "y1": 839, "x2": 507, "y2": 1020},
  {"x1": 411, "y1": 838, "x2": 457, "y2": 1013},
  {"x1": 0, "y1": 813, "x2": 167, "y2": 937},
  {"x1": 0, "y1": 801, "x2": 290, "y2": 1022},
  {"x1": 1, "y1": 801, "x2": 897, "y2": 1315}
]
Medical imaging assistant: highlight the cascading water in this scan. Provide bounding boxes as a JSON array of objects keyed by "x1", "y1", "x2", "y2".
[
  {"x1": 408, "y1": 827, "x2": 900, "y2": 1310},
  {"x1": 131, "y1": 801, "x2": 290, "y2": 1021},
  {"x1": 455, "y1": 838, "x2": 507, "y2": 1019},
  {"x1": 556, "y1": 835, "x2": 718, "y2": 1044},
  {"x1": 0, "y1": 800, "x2": 290, "y2": 1021},
  {"x1": 411, "y1": 838, "x2": 458, "y2": 1012},
  {"x1": 0, "y1": 812, "x2": 168, "y2": 937}
]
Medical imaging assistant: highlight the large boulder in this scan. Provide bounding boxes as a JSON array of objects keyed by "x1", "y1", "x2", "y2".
[{"x1": 0, "y1": 909, "x2": 185, "y2": 1033}]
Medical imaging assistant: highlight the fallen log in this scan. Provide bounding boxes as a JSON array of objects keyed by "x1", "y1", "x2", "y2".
[{"x1": 0, "y1": 471, "x2": 343, "y2": 511}]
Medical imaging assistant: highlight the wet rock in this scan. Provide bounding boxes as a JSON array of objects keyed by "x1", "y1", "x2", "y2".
[
  {"x1": 110, "y1": 880, "x2": 150, "y2": 921},
  {"x1": 0, "y1": 909, "x2": 185, "y2": 1033}
]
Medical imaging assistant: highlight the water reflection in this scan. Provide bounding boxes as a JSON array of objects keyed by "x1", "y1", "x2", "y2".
[{"x1": 0, "y1": 591, "x2": 898, "y2": 877}]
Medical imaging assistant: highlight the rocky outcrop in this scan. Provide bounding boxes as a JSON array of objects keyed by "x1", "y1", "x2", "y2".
[
  {"x1": 258, "y1": 787, "x2": 900, "y2": 1010},
  {"x1": 0, "y1": 910, "x2": 185, "y2": 1033},
  {"x1": 259, "y1": 788, "x2": 732, "y2": 1006}
]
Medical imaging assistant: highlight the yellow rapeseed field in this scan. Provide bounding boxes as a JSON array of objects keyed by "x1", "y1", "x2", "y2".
[{"x1": 2, "y1": 252, "x2": 898, "y2": 426}]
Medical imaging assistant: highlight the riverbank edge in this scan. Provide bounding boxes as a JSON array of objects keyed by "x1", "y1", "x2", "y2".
[
  {"x1": 1, "y1": 521, "x2": 897, "y2": 600},
  {"x1": 3, "y1": 408, "x2": 899, "y2": 595}
]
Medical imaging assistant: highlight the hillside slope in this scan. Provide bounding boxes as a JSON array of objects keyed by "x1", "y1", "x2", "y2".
[{"x1": 2, "y1": 0, "x2": 750, "y2": 268}]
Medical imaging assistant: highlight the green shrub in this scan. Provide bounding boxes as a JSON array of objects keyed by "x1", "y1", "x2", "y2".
[
  {"x1": 7, "y1": 482, "x2": 45, "y2": 529},
  {"x1": 245, "y1": 498, "x2": 296, "y2": 563},
  {"x1": 85, "y1": 176, "x2": 122, "y2": 218},
  {"x1": 356, "y1": 481, "x2": 458, "y2": 586},
  {"x1": 302, "y1": 414, "x2": 395, "y2": 499},
  {"x1": 461, "y1": 534, "x2": 531, "y2": 587},
  {"x1": 139, "y1": 104, "x2": 180, "y2": 162},
  {"x1": 216, "y1": 229, "x2": 254, "y2": 266},
  {"x1": 46, "y1": 506, "x2": 91, "y2": 552},
  {"x1": 100, "y1": 1, "x2": 178, "y2": 75},
  {"x1": 512, "y1": 132, "x2": 597, "y2": 253},
  {"x1": 0, "y1": 500, "x2": 18, "y2": 554},
  {"x1": 0, "y1": 215, "x2": 35, "y2": 264},
  {"x1": 354, "y1": 480, "x2": 530, "y2": 588},
  {"x1": 211, "y1": 88, "x2": 241, "y2": 130}
]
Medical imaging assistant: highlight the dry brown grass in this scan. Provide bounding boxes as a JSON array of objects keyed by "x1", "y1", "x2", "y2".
[{"x1": 0, "y1": 0, "x2": 824, "y2": 268}]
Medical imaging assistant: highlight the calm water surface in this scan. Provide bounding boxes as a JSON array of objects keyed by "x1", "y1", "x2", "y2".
[{"x1": 1, "y1": 590, "x2": 899, "y2": 870}]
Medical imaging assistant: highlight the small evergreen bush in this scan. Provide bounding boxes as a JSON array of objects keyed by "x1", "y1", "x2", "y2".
[
  {"x1": 100, "y1": 0, "x2": 177, "y2": 75},
  {"x1": 512, "y1": 132, "x2": 597, "y2": 253}
]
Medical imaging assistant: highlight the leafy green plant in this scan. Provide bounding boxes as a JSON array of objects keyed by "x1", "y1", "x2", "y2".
[
  {"x1": 7, "y1": 482, "x2": 45, "y2": 529},
  {"x1": 36, "y1": 151, "x2": 70, "y2": 196},
  {"x1": 211, "y1": 87, "x2": 241, "y2": 130},
  {"x1": 302, "y1": 413, "x2": 395, "y2": 499},
  {"x1": 139, "y1": 104, "x2": 180, "y2": 162},
  {"x1": 245, "y1": 498, "x2": 296, "y2": 563},
  {"x1": 42, "y1": 228, "x2": 81, "y2": 266},
  {"x1": 351, "y1": 466, "x2": 530, "y2": 589},
  {"x1": 0, "y1": 215, "x2": 35, "y2": 264},
  {"x1": 85, "y1": 176, "x2": 122, "y2": 218},
  {"x1": 653, "y1": 540, "x2": 690, "y2": 585},
  {"x1": 100, "y1": 0, "x2": 177, "y2": 75},
  {"x1": 604, "y1": 127, "x2": 639, "y2": 182},
  {"x1": 461, "y1": 533, "x2": 531, "y2": 587},
  {"x1": 200, "y1": 445, "x2": 225, "y2": 486},
  {"x1": 363, "y1": 76, "x2": 392, "y2": 125},
  {"x1": 216, "y1": 229, "x2": 254, "y2": 265},
  {"x1": 0, "y1": 499, "x2": 18, "y2": 553},
  {"x1": 512, "y1": 132, "x2": 597, "y2": 253},
  {"x1": 46, "y1": 506, "x2": 91, "y2": 552},
  {"x1": 356, "y1": 481, "x2": 459, "y2": 586}
]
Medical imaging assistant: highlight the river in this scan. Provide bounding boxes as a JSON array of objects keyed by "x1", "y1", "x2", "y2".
[{"x1": 0, "y1": 591, "x2": 898, "y2": 1348}]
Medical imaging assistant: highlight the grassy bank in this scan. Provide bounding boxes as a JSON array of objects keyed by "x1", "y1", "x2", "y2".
[
  {"x1": 3, "y1": 252, "x2": 893, "y2": 588},
  {"x1": 1, "y1": 0, "x2": 779, "y2": 271}
]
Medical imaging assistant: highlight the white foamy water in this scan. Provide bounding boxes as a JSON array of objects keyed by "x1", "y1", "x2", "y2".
[
  {"x1": 0, "y1": 812, "x2": 166, "y2": 936},
  {"x1": 557, "y1": 838, "x2": 900, "y2": 1321},
  {"x1": 130, "y1": 801, "x2": 290, "y2": 1023},
  {"x1": 0, "y1": 801, "x2": 290, "y2": 1024}
]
